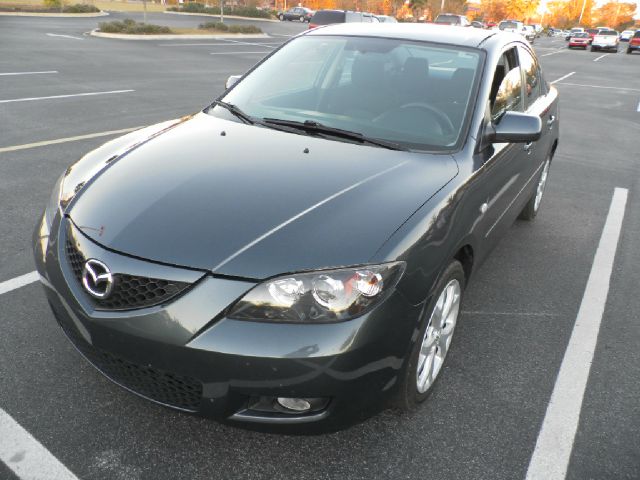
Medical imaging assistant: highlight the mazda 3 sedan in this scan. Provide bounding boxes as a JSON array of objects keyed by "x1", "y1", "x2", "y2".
[{"x1": 34, "y1": 24, "x2": 559, "y2": 432}]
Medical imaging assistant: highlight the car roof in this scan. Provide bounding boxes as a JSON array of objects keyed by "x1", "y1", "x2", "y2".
[{"x1": 304, "y1": 23, "x2": 506, "y2": 48}]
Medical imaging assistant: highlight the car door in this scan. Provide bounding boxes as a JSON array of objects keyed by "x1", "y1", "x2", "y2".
[{"x1": 468, "y1": 46, "x2": 528, "y2": 244}]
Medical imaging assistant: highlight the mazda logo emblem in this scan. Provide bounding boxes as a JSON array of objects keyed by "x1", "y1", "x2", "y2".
[{"x1": 82, "y1": 259, "x2": 113, "y2": 299}]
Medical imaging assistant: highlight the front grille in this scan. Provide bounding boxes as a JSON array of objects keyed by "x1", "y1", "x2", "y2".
[
  {"x1": 53, "y1": 305, "x2": 203, "y2": 412},
  {"x1": 65, "y1": 240, "x2": 190, "y2": 310}
]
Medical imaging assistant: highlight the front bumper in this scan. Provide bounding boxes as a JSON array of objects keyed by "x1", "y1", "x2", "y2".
[{"x1": 34, "y1": 214, "x2": 422, "y2": 432}]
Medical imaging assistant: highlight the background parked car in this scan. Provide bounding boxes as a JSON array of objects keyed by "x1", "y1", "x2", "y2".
[
  {"x1": 433, "y1": 13, "x2": 470, "y2": 26},
  {"x1": 627, "y1": 30, "x2": 640, "y2": 53},
  {"x1": 498, "y1": 20, "x2": 525, "y2": 35},
  {"x1": 523, "y1": 25, "x2": 536, "y2": 43},
  {"x1": 471, "y1": 20, "x2": 486, "y2": 29},
  {"x1": 591, "y1": 30, "x2": 619, "y2": 52},
  {"x1": 568, "y1": 32, "x2": 591, "y2": 49},
  {"x1": 278, "y1": 7, "x2": 314, "y2": 22},
  {"x1": 375, "y1": 15, "x2": 398, "y2": 23},
  {"x1": 309, "y1": 10, "x2": 379, "y2": 29},
  {"x1": 565, "y1": 27, "x2": 584, "y2": 41},
  {"x1": 619, "y1": 30, "x2": 635, "y2": 41}
]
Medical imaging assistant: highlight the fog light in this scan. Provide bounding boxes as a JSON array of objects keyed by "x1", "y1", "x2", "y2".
[{"x1": 276, "y1": 397, "x2": 312, "y2": 412}]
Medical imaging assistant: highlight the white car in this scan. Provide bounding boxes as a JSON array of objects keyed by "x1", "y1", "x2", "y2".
[
  {"x1": 591, "y1": 30, "x2": 619, "y2": 52},
  {"x1": 620, "y1": 30, "x2": 635, "y2": 41}
]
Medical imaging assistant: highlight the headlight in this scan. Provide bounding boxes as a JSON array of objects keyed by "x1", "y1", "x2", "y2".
[
  {"x1": 227, "y1": 262, "x2": 405, "y2": 323},
  {"x1": 44, "y1": 173, "x2": 65, "y2": 228}
]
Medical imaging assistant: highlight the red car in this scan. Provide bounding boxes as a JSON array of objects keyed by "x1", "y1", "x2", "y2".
[
  {"x1": 568, "y1": 32, "x2": 591, "y2": 49},
  {"x1": 628, "y1": 31, "x2": 640, "y2": 54}
]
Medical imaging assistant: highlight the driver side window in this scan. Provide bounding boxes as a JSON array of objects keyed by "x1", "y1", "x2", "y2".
[{"x1": 490, "y1": 48, "x2": 523, "y2": 122}]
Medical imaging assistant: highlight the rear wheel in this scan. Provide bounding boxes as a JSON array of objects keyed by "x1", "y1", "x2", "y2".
[
  {"x1": 628, "y1": 48, "x2": 632, "y2": 54},
  {"x1": 395, "y1": 260, "x2": 465, "y2": 410},
  {"x1": 519, "y1": 157, "x2": 550, "y2": 221},
  {"x1": 278, "y1": 13, "x2": 284, "y2": 20}
]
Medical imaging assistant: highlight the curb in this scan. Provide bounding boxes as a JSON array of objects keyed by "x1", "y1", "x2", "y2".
[
  {"x1": 0, "y1": 10, "x2": 108, "y2": 17},
  {"x1": 164, "y1": 10, "x2": 279, "y2": 23},
  {"x1": 90, "y1": 28, "x2": 270, "y2": 40}
]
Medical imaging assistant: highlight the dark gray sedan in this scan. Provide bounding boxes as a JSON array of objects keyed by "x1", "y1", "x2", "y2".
[{"x1": 34, "y1": 24, "x2": 559, "y2": 432}]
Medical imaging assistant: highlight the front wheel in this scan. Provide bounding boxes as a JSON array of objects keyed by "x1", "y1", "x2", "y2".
[
  {"x1": 299, "y1": 15, "x2": 305, "y2": 22},
  {"x1": 519, "y1": 158, "x2": 550, "y2": 221},
  {"x1": 395, "y1": 260, "x2": 465, "y2": 410}
]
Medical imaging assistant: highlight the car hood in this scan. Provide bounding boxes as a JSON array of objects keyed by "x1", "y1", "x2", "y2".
[{"x1": 69, "y1": 113, "x2": 458, "y2": 279}]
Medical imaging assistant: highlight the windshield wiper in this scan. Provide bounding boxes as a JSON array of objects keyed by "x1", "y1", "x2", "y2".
[
  {"x1": 262, "y1": 118, "x2": 408, "y2": 151},
  {"x1": 213, "y1": 100, "x2": 256, "y2": 125}
]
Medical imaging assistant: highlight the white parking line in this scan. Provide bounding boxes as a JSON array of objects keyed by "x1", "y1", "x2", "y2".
[
  {"x1": 0, "y1": 408, "x2": 79, "y2": 480},
  {"x1": 0, "y1": 71, "x2": 58, "y2": 77},
  {"x1": 0, "y1": 271, "x2": 39, "y2": 295},
  {"x1": 160, "y1": 42, "x2": 282, "y2": 47},
  {"x1": 541, "y1": 48, "x2": 566, "y2": 57},
  {"x1": 209, "y1": 51, "x2": 270, "y2": 55},
  {"x1": 593, "y1": 53, "x2": 609, "y2": 62},
  {"x1": 637, "y1": 100, "x2": 640, "y2": 112},
  {"x1": 218, "y1": 39, "x2": 277, "y2": 48},
  {"x1": 553, "y1": 82, "x2": 640, "y2": 92},
  {"x1": 550, "y1": 72, "x2": 575, "y2": 84},
  {"x1": 526, "y1": 187, "x2": 628, "y2": 480},
  {"x1": 0, "y1": 126, "x2": 143, "y2": 153},
  {"x1": 46, "y1": 33, "x2": 83, "y2": 40},
  {"x1": 0, "y1": 89, "x2": 134, "y2": 104}
]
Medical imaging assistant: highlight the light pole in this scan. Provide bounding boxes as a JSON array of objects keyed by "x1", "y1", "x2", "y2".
[{"x1": 578, "y1": 0, "x2": 587, "y2": 25}]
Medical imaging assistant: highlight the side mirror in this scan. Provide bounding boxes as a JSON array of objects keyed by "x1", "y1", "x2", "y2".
[
  {"x1": 225, "y1": 75, "x2": 242, "y2": 90},
  {"x1": 492, "y1": 111, "x2": 542, "y2": 143}
]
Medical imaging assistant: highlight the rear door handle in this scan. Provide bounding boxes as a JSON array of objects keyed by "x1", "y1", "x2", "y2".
[{"x1": 547, "y1": 115, "x2": 556, "y2": 127}]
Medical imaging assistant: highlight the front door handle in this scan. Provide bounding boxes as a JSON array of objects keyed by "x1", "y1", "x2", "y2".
[
  {"x1": 524, "y1": 142, "x2": 533, "y2": 153},
  {"x1": 547, "y1": 115, "x2": 556, "y2": 127}
]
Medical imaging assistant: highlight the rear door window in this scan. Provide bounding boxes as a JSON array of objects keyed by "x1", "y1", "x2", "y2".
[
  {"x1": 518, "y1": 47, "x2": 542, "y2": 109},
  {"x1": 491, "y1": 48, "x2": 523, "y2": 122}
]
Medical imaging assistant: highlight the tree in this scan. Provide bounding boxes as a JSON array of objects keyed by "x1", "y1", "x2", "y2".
[{"x1": 592, "y1": 1, "x2": 637, "y2": 30}]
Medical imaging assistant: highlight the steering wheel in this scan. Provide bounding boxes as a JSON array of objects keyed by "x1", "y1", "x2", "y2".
[{"x1": 374, "y1": 103, "x2": 455, "y2": 137}]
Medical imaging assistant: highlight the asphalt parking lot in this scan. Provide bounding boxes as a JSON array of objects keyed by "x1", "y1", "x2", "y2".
[{"x1": 1, "y1": 16, "x2": 639, "y2": 480}]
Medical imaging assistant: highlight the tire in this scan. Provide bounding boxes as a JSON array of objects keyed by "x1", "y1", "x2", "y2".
[
  {"x1": 394, "y1": 260, "x2": 465, "y2": 410},
  {"x1": 591, "y1": 46, "x2": 596, "y2": 52},
  {"x1": 278, "y1": 14, "x2": 284, "y2": 20},
  {"x1": 299, "y1": 15, "x2": 304, "y2": 22},
  {"x1": 627, "y1": 48, "x2": 632, "y2": 54},
  {"x1": 519, "y1": 157, "x2": 550, "y2": 221}
]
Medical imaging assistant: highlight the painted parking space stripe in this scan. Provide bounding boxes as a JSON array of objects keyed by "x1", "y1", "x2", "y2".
[
  {"x1": 550, "y1": 72, "x2": 575, "y2": 85},
  {"x1": 637, "y1": 100, "x2": 640, "y2": 112},
  {"x1": 46, "y1": 33, "x2": 83, "y2": 40},
  {"x1": 160, "y1": 42, "x2": 283, "y2": 47},
  {"x1": 0, "y1": 271, "x2": 39, "y2": 296},
  {"x1": 541, "y1": 48, "x2": 566, "y2": 57},
  {"x1": 0, "y1": 126, "x2": 143, "y2": 153},
  {"x1": 0, "y1": 71, "x2": 58, "y2": 77},
  {"x1": 526, "y1": 187, "x2": 629, "y2": 480},
  {"x1": 0, "y1": 408, "x2": 79, "y2": 480},
  {"x1": 553, "y1": 82, "x2": 640, "y2": 92},
  {"x1": 593, "y1": 53, "x2": 609, "y2": 62},
  {"x1": 0, "y1": 90, "x2": 134, "y2": 104},
  {"x1": 209, "y1": 51, "x2": 271, "y2": 55}
]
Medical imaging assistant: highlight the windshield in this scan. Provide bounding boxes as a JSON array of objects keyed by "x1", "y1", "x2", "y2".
[
  {"x1": 214, "y1": 35, "x2": 482, "y2": 151},
  {"x1": 599, "y1": 30, "x2": 617, "y2": 36},
  {"x1": 573, "y1": 33, "x2": 589, "y2": 38}
]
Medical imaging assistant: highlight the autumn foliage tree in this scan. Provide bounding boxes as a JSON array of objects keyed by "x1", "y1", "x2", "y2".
[
  {"x1": 480, "y1": 0, "x2": 540, "y2": 22},
  {"x1": 592, "y1": 1, "x2": 637, "y2": 30}
]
